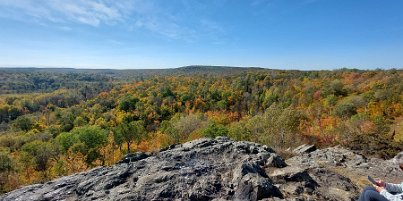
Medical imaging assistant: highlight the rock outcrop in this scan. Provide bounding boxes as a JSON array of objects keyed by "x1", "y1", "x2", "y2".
[
  {"x1": 292, "y1": 144, "x2": 316, "y2": 154},
  {"x1": 1, "y1": 137, "x2": 400, "y2": 201},
  {"x1": 287, "y1": 146, "x2": 402, "y2": 185}
]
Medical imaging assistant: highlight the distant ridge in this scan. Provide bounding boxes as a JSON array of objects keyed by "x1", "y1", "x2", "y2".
[
  {"x1": 0, "y1": 65, "x2": 271, "y2": 77},
  {"x1": 1, "y1": 65, "x2": 400, "y2": 72},
  {"x1": 0, "y1": 65, "x2": 266, "y2": 71},
  {"x1": 176, "y1": 65, "x2": 265, "y2": 70},
  {"x1": 0, "y1": 65, "x2": 275, "y2": 94}
]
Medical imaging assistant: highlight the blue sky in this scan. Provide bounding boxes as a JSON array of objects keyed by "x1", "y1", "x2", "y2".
[{"x1": 0, "y1": 0, "x2": 402, "y2": 69}]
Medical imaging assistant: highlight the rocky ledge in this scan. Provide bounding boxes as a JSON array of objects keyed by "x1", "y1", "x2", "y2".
[{"x1": 1, "y1": 137, "x2": 401, "y2": 201}]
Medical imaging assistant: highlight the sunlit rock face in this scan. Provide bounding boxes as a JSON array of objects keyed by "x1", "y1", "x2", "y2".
[{"x1": 3, "y1": 137, "x2": 399, "y2": 201}]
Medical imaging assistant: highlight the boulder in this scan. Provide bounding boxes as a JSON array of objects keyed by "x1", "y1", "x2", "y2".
[
  {"x1": 1, "y1": 137, "x2": 284, "y2": 201},
  {"x1": 293, "y1": 144, "x2": 316, "y2": 154}
]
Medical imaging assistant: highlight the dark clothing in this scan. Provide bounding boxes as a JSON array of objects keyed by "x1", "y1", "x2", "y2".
[{"x1": 358, "y1": 186, "x2": 389, "y2": 201}]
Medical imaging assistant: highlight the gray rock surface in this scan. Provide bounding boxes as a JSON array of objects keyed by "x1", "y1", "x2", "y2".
[
  {"x1": 1, "y1": 138, "x2": 400, "y2": 201},
  {"x1": 287, "y1": 146, "x2": 402, "y2": 184},
  {"x1": 292, "y1": 144, "x2": 316, "y2": 154}
]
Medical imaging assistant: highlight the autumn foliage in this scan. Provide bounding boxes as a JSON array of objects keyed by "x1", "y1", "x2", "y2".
[{"x1": 0, "y1": 67, "x2": 402, "y2": 193}]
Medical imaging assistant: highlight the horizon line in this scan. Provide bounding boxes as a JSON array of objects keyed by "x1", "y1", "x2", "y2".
[{"x1": 0, "y1": 65, "x2": 402, "y2": 71}]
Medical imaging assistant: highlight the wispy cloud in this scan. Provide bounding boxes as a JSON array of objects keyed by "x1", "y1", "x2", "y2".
[
  {"x1": 0, "y1": 0, "x2": 129, "y2": 26},
  {"x1": 0, "y1": 0, "x2": 227, "y2": 41},
  {"x1": 51, "y1": 1, "x2": 122, "y2": 26}
]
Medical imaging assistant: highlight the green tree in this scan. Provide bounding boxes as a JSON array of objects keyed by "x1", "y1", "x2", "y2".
[
  {"x1": 324, "y1": 79, "x2": 346, "y2": 96},
  {"x1": 21, "y1": 140, "x2": 59, "y2": 172},
  {"x1": 324, "y1": 94, "x2": 338, "y2": 106},
  {"x1": 334, "y1": 102, "x2": 356, "y2": 119},
  {"x1": 74, "y1": 116, "x2": 87, "y2": 127},
  {"x1": 13, "y1": 116, "x2": 34, "y2": 131},
  {"x1": 217, "y1": 100, "x2": 228, "y2": 110},
  {"x1": 202, "y1": 123, "x2": 228, "y2": 138},
  {"x1": 119, "y1": 95, "x2": 139, "y2": 112},
  {"x1": 114, "y1": 121, "x2": 146, "y2": 153},
  {"x1": 276, "y1": 107, "x2": 305, "y2": 147},
  {"x1": 161, "y1": 114, "x2": 206, "y2": 143},
  {"x1": 0, "y1": 151, "x2": 12, "y2": 173},
  {"x1": 113, "y1": 130, "x2": 125, "y2": 151},
  {"x1": 55, "y1": 132, "x2": 79, "y2": 153},
  {"x1": 0, "y1": 151, "x2": 13, "y2": 193},
  {"x1": 8, "y1": 106, "x2": 22, "y2": 120},
  {"x1": 228, "y1": 121, "x2": 251, "y2": 141},
  {"x1": 72, "y1": 126, "x2": 108, "y2": 165},
  {"x1": 56, "y1": 126, "x2": 108, "y2": 165}
]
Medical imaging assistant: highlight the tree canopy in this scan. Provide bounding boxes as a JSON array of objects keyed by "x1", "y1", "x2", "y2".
[{"x1": 0, "y1": 67, "x2": 402, "y2": 193}]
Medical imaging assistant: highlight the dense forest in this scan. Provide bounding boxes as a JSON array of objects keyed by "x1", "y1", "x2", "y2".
[{"x1": 0, "y1": 66, "x2": 402, "y2": 193}]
